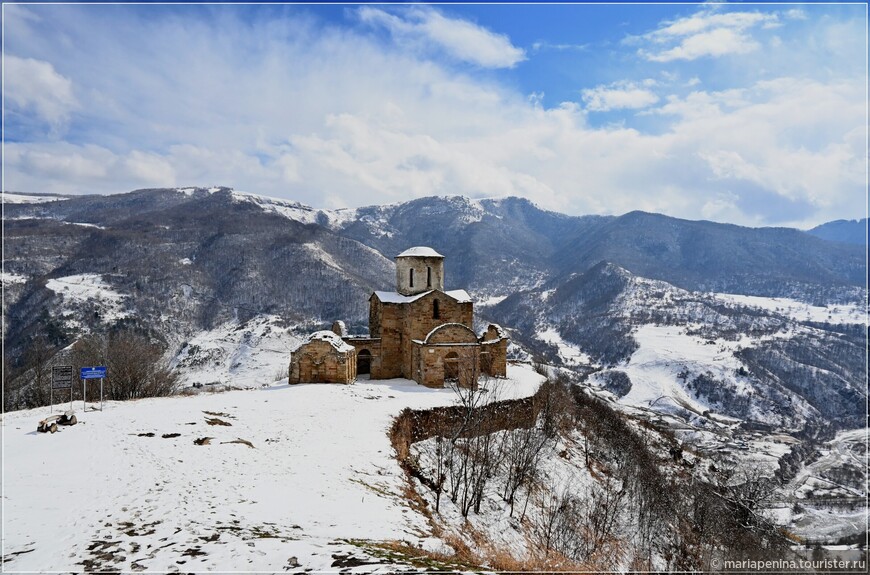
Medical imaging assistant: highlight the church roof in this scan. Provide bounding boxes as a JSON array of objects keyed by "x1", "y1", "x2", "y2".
[
  {"x1": 396, "y1": 246, "x2": 444, "y2": 258},
  {"x1": 373, "y1": 289, "x2": 472, "y2": 304},
  {"x1": 291, "y1": 330, "x2": 355, "y2": 353}
]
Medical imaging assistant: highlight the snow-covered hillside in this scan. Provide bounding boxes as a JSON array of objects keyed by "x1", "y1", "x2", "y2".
[
  {"x1": 1, "y1": 365, "x2": 545, "y2": 572},
  {"x1": 170, "y1": 315, "x2": 303, "y2": 388},
  {"x1": 2, "y1": 192, "x2": 70, "y2": 204},
  {"x1": 711, "y1": 293, "x2": 866, "y2": 325},
  {"x1": 45, "y1": 273, "x2": 132, "y2": 327},
  {"x1": 496, "y1": 262, "x2": 865, "y2": 432}
]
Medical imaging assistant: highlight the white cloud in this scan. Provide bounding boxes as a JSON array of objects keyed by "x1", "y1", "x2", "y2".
[
  {"x1": 123, "y1": 151, "x2": 176, "y2": 186},
  {"x1": 4, "y1": 55, "x2": 77, "y2": 126},
  {"x1": 581, "y1": 81, "x2": 659, "y2": 112},
  {"x1": 2, "y1": 5, "x2": 864, "y2": 229},
  {"x1": 637, "y1": 9, "x2": 781, "y2": 62},
  {"x1": 645, "y1": 27, "x2": 759, "y2": 62},
  {"x1": 357, "y1": 6, "x2": 525, "y2": 68},
  {"x1": 658, "y1": 77, "x2": 865, "y2": 222},
  {"x1": 531, "y1": 41, "x2": 588, "y2": 52},
  {"x1": 700, "y1": 191, "x2": 744, "y2": 223},
  {"x1": 649, "y1": 11, "x2": 778, "y2": 39},
  {"x1": 784, "y1": 9, "x2": 808, "y2": 21}
]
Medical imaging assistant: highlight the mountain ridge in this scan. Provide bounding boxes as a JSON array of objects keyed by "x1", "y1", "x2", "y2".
[{"x1": 3, "y1": 188, "x2": 866, "y2": 432}]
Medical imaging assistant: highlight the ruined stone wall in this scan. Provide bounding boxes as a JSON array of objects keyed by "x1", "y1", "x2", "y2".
[
  {"x1": 289, "y1": 340, "x2": 355, "y2": 384},
  {"x1": 345, "y1": 338, "x2": 383, "y2": 379},
  {"x1": 480, "y1": 339, "x2": 507, "y2": 378},
  {"x1": 413, "y1": 343, "x2": 480, "y2": 388}
]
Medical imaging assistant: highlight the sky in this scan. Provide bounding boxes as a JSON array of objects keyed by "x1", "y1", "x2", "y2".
[{"x1": 2, "y1": 2, "x2": 867, "y2": 228}]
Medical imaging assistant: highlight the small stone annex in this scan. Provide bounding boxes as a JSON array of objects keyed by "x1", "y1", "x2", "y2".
[{"x1": 289, "y1": 247, "x2": 509, "y2": 388}]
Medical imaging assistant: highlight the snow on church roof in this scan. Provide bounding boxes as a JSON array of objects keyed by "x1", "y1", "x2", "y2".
[
  {"x1": 291, "y1": 330, "x2": 355, "y2": 353},
  {"x1": 444, "y1": 289, "x2": 473, "y2": 303},
  {"x1": 396, "y1": 246, "x2": 443, "y2": 258},
  {"x1": 373, "y1": 289, "x2": 473, "y2": 304}
]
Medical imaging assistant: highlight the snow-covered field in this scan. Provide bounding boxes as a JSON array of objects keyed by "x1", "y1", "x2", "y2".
[
  {"x1": 63, "y1": 221, "x2": 105, "y2": 229},
  {"x1": 1, "y1": 364, "x2": 544, "y2": 572},
  {"x1": 2, "y1": 192, "x2": 69, "y2": 204},
  {"x1": 711, "y1": 293, "x2": 867, "y2": 325},
  {"x1": 1, "y1": 271, "x2": 28, "y2": 285},
  {"x1": 536, "y1": 327, "x2": 592, "y2": 366},
  {"x1": 616, "y1": 325, "x2": 748, "y2": 416},
  {"x1": 772, "y1": 428, "x2": 868, "y2": 541},
  {"x1": 45, "y1": 273, "x2": 131, "y2": 324}
]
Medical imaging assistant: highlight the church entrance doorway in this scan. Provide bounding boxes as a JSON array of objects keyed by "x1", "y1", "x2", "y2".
[{"x1": 357, "y1": 349, "x2": 372, "y2": 375}]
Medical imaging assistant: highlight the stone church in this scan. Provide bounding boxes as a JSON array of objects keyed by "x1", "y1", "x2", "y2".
[{"x1": 289, "y1": 247, "x2": 509, "y2": 388}]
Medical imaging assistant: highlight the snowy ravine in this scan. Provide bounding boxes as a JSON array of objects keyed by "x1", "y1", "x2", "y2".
[{"x1": 1, "y1": 365, "x2": 544, "y2": 572}]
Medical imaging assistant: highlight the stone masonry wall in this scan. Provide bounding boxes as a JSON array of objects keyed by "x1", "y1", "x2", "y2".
[
  {"x1": 480, "y1": 339, "x2": 507, "y2": 378},
  {"x1": 414, "y1": 343, "x2": 480, "y2": 388},
  {"x1": 426, "y1": 323, "x2": 478, "y2": 345},
  {"x1": 289, "y1": 340, "x2": 355, "y2": 384},
  {"x1": 401, "y1": 293, "x2": 472, "y2": 378},
  {"x1": 378, "y1": 304, "x2": 405, "y2": 378},
  {"x1": 396, "y1": 256, "x2": 444, "y2": 296},
  {"x1": 345, "y1": 338, "x2": 383, "y2": 379}
]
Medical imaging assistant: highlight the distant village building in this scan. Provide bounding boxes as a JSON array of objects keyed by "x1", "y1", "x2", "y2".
[{"x1": 289, "y1": 247, "x2": 509, "y2": 387}]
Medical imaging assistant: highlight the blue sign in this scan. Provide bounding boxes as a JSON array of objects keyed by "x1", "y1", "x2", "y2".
[{"x1": 80, "y1": 366, "x2": 107, "y2": 379}]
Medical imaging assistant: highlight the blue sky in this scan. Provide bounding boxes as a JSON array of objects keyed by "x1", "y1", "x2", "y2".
[{"x1": 3, "y1": 2, "x2": 866, "y2": 228}]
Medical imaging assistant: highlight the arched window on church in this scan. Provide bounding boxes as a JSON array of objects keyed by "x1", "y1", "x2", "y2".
[
  {"x1": 409, "y1": 268, "x2": 414, "y2": 288},
  {"x1": 427, "y1": 266, "x2": 432, "y2": 288},
  {"x1": 433, "y1": 299, "x2": 440, "y2": 319}
]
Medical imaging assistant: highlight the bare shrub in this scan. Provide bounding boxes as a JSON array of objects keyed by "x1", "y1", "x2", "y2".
[{"x1": 72, "y1": 330, "x2": 177, "y2": 401}]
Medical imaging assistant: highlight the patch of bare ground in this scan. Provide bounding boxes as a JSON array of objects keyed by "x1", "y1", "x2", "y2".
[
  {"x1": 1, "y1": 548, "x2": 35, "y2": 563},
  {"x1": 205, "y1": 417, "x2": 232, "y2": 426},
  {"x1": 343, "y1": 539, "x2": 468, "y2": 572},
  {"x1": 79, "y1": 539, "x2": 126, "y2": 572},
  {"x1": 203, "y1": 410, "x2": 235, "y2": 419},
  {"x1": 221, "y1": 438, "x2": 254, "y2": 448}
]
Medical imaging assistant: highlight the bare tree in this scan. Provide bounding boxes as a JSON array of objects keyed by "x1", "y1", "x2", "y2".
[
  {"x1": 440, "y1": 360, "x2": 505, "y2": 517},
  {"x1": 576, "y1": 474, "x2": 626, "y2": 560},
  {"x1": 4, "y1": 335, "x2": 56, "y2": 411},
  {"x1": 73, "y1": 330, "x2": 177, "y2": 401},
  {"x1": 532, "y1": 480, "x2": 573, "y2": 556}
]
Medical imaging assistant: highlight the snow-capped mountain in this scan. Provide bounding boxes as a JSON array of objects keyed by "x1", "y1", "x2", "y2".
[
  {"x1": 3, "y1": 188, "x2": 865, "y2": 403},
  {"x1": 490, "y1": 262, "x2": 865, "y2": 432},
  {"x1": 2, "y1": 188, "x2": 867, "y2": 567}
]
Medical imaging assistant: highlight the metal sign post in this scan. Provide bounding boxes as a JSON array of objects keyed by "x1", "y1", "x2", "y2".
[
  {"x1": 80, "y1": 367, "x2": 107, "y2": 412},
  {"x1": 51, "y1": 366, "x2": 73, "y2": 414}
]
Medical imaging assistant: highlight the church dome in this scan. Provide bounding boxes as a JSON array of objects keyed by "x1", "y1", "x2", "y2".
[{"x1": 396, "y1": 246, "x2": 444, "y2": 258}]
